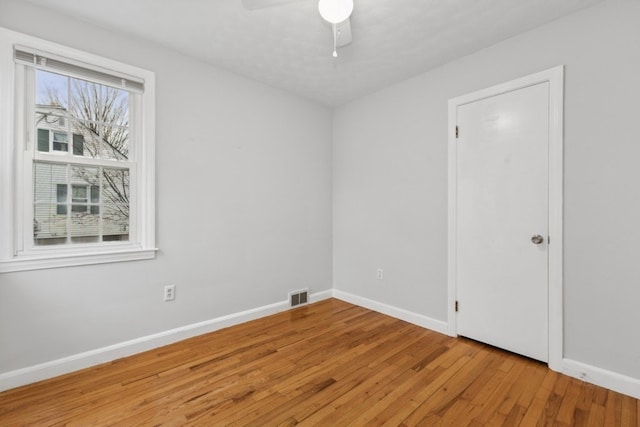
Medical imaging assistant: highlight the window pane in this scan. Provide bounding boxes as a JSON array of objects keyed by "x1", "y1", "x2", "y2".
[
  {"x1": 68, "y1": 121, "x2": 130, "y2": 161},
  {"x1": 71, "y1": 166, "x2": 100, "y2": 186},
  {"x1": 70, "y1": 118, "x2": 101, "y2": 159},
  {"x1": 56, "y1": 184, "x2": 67, "y2": 203},
  {"x1": 90, "y1": 185, "x2": 100, "y2": 203},
  {"x1": 36, "y1": 70, "x2": 68, "y2": 109},
  {"x1": 99, "y1": 125, "x2": 129, "y2": 160},
  {"x1": 53, "y1": 142, "x2": 68, "y2": 152},
  {"x1": 73, "y1": 133, "x2": 84, "y2": 156},
  {"x1": 36, "y1": 109, "x2": 68, "y2": 152},
  {"x1": 71, "y1": 185, "x2": 88, "y2": 203},
  {"x1": 103, "y1": 205, "x2": 129, "y2": 241},
  {"x1": 71, "y1": 204, "x2": 88, "y2": 213},
  {"x1": 34, "y1": 204, "x2": 67, "y2": 245},
  {"x1": 70, "y1": 209, "x2": 99, "y2": 238},
  {"x1": 56, "y1": 184, "x2": 67, "y2": 215},
  {"x1": 53, "y1": 132, "x2": 68, "y2": 141},
  {"x1": 70, "y1": 168, "x2": 97, "y2": 239},
  {"x1": 102, "y1": 168, "x2": 129, "y2": 240},
  {"x1": 36, "y1": 71, "x2": 69, "y2": 156},
  {"x1": 102, "y1": 168, "x2": 129, "y2": 208},
  {"x1": 34, "y1": 163, "x2": 67, "y2": 203},
  {"x1": 34, "y1": 163, "x2": 68, "y2": 245},
  {"x1": 52, "y1": 131, "x2": 69, "y2": 152},
  {"x1": 37, "y1": 129, "x2": 50, "y2": 152}
]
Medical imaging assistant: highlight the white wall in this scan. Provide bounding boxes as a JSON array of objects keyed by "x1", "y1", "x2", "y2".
[
  {"x1": 0, "y1": 0, "x2": 332, "y2": 374},
  {"x1": 333, "y1": 0, "x2": 640, "y2": 382}
]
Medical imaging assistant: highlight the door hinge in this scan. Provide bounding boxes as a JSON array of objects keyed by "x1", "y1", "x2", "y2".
[
  {"x1": 455, "y1": 300, "x2": 459, "y2": 312},
  {"x1": 455, "y1": 126, "x2": 459, "y2": 139}
]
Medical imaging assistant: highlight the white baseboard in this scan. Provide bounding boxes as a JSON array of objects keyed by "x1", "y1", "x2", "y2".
[
  {"x1": 559, "y1": 358, "x2": 640, "y2": 399},
  {"x1": 0, "y1": 289, "x2": 333, "y2": 393},
  {"x1": 3, "y1": 288, "x2": 639, "y2": 401},
  {"x1": 310, "y1": 289, "x2": 333, "y2": 303},
  {"x1": 332, "y1": 289, "x2": 449, "y2": 335}
]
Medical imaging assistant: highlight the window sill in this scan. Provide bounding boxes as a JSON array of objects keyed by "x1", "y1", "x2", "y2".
[{"x1": 0, "y1": 247, "x2": 158, "y2": 273}]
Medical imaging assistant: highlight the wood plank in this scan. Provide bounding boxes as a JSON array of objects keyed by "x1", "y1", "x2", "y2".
[
  {"x1": 518, "y1": 369, "x2": 559, "y2": 427},
  {"x1": 555, "y1": 379, "x2": 583, "y2": 425},
  {"x1": 0, "y1": 298, "x2": 637, "y2": 425}
]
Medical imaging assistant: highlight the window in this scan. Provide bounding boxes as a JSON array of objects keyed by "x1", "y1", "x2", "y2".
[
  {"x1": 73, "y1": 133, "x2": 84, "y2": 156},
  {"x1": 0, "y1": 28, "x2": 156, "y2": 272},
  {"x1": 52, "y1": 131, "x2": 68, "y2": 152},
  {"x1": 37, "y1": 129, "x2": 83, "y2": 153},
  {"x1": 56, "y1": 184, "x2": 67, "y2": 215}
]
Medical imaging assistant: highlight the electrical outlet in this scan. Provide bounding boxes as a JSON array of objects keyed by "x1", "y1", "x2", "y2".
[
  {"x1": 376, "y1": 268, "x2": 383, "y2": 280},
  {"x1": 164, "y1": 285, "x2": 175, "y2": 302}
]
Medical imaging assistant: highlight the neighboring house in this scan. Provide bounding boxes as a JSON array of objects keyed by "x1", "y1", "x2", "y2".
[{"x1": 34, "y1": 103, "x2": 129, "y2": 245}]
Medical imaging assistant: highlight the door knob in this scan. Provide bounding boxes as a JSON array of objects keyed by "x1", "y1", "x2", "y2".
[{"x1": 531, "y1": 235, "x2": 544, "y2": 245}]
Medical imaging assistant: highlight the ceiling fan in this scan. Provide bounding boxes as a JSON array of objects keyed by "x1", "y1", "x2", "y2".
[{"x1": 242, "y1": 0, "x2": 354, "y2": 57}]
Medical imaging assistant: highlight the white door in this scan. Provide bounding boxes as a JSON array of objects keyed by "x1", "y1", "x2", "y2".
[{"x1": 455, "y1": 82, "x2": 549, "y2": 362}]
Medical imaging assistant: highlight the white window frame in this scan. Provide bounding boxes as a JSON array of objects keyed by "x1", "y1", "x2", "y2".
[{"x1": 0, "y1": 27, "x2": 156, "y2": 273}]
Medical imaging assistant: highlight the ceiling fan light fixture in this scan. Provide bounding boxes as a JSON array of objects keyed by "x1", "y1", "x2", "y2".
[{"x1": 318, "y1": 0, "x2": 353, "y2": 24}]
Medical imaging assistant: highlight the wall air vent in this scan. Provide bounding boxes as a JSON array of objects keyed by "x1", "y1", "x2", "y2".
[{"x1": 289, "y1": 289, "x2": 309, "y2": 308}]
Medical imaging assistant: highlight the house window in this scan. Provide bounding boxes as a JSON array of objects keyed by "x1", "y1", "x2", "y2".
[
  {"x1": 0, "y1": 28, "x2": 156, "y2": 272},
  {"x1": 52, "y1": 131, "x2": 68, "y2": 152},
  {"x1": 36, "y1": 130, "x2": 80, "y2": 153},
  {"x1": 73, "y1": 133, "x2": 84, "y2": 156},
  {"x1": 37, "y1": 129, "x2": 50, "y2": 152},
  {"x1": 56, "y1": 184, "x2": 67, "y2": 215},
  {"x1": 70, "y1": 184, "x2": 101, "y2": 214}
]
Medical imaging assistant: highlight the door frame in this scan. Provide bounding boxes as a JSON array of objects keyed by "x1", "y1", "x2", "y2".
[{"x1": 447, "y1": 66, "x2": 564, "y2": 369}]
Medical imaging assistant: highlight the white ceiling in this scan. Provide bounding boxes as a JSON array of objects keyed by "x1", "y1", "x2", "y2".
[{"x1": 23, "y1": 0, "x2": 601, "y2": 106}]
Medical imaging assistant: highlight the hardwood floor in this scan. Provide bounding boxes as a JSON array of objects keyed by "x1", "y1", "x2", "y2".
[{"x1": 0, "y1": 298, "x2": 637, "y2": 426}]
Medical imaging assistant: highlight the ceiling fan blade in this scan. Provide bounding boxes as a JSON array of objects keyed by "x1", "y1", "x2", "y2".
[
  {"x1": 241, "y1": 0, "x2": 306, "y2": 10},
  {"x1": 335, "y1": 18, "x2": 352, "y2": 47}
]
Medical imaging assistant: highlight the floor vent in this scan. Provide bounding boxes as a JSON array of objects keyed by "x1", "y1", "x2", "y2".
[{"x1": 289, "y1": 289, "x2": 309, "y2": 308}]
